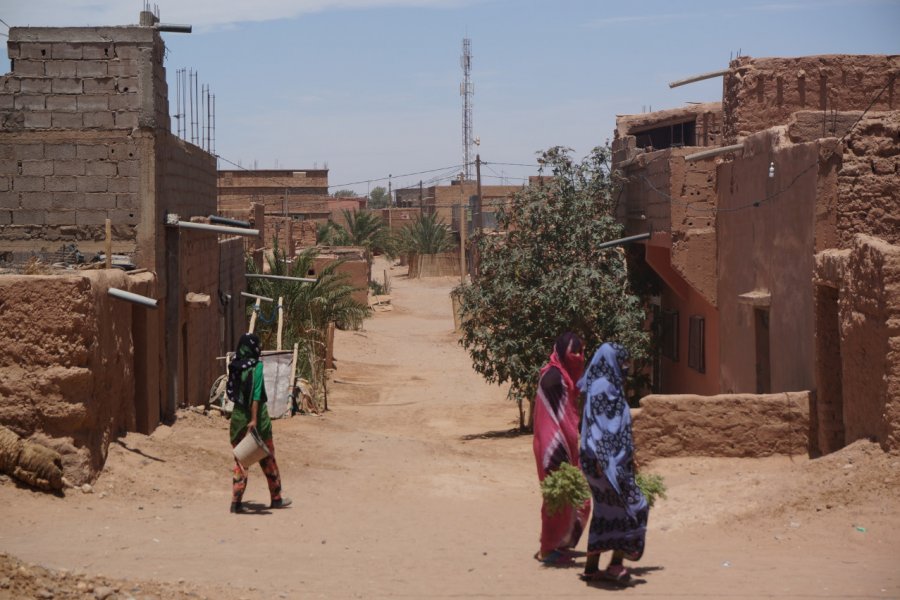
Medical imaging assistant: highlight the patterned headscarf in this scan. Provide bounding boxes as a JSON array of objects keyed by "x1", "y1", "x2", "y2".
[
  {"x1": 226, "y1": 333, "x2": 261, "y2": 407},
  {"x1": 577, "y1": 343, "x2": 634, "y2": 505}
]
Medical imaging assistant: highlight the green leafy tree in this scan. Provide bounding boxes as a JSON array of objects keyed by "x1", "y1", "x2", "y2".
[
  {"x1": 368, "y1": 186, "x2": 391, "y2": 209},
  {"x1": 332, "y1": 189, "x2": 358, "y2": 198},
  {"x1": 456, "y1": 146, "x2": 647, "y2": 429},
  {"x1": 393, "y1": 212, "x2": 454, "y2": 255},
  {"x1": 316, "y1": 221, "x2": 351, "y2": 246}
]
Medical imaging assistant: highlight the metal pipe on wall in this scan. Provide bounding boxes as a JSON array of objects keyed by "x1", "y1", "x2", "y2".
[
  {"x1": 596, "y1": 232, "x2": 652, "y2": 250},
  {"x1": 174, "y1": 220, "x2": 259, "y2": 237},
  {"x1": 108, "y1": 288, "x2": 159, "y2": 308}
]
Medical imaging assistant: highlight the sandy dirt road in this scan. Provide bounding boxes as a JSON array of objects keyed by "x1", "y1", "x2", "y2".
[{"x1": 1, "y1": 258, "x2": 899, "y2": 599}]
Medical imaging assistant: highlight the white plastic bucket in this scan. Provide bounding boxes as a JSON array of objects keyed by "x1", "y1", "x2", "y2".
[{"x1": 233, "y1": 428, "x2": 270, "y2": 468}]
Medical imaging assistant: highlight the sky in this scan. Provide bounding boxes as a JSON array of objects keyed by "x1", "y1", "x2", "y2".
[{"x1": 3, "y1": 0, "x2": 899, "y2": 196}]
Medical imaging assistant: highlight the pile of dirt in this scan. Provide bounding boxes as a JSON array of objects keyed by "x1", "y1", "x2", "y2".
[{"x1": 0, "y1": 553, "x2": 221, "y2": 600}]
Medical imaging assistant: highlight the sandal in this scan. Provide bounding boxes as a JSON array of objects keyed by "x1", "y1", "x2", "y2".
[
  {"x1": 603, "y1": 564, "x2": 631, "y2": 583},
  {"x1": 534, "y1": 549, "x2": 574, "y2": 566},
  {"x1": 580, "y1": 570, "x2": 605, "y2": 582}
]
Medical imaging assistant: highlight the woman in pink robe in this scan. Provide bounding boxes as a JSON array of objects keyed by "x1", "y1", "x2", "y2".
[{"x1": 532, "y1": 332, "x2": 590, "y2": 564}]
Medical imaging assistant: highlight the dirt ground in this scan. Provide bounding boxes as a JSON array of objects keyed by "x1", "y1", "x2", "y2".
[{"x1": 1, "y1": 257, "x2": 899, "y2": 599}]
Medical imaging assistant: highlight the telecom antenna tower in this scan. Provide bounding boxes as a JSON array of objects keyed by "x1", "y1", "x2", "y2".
[{"x1": 460, "y1": 38, "x2": 474, "y2": 181}]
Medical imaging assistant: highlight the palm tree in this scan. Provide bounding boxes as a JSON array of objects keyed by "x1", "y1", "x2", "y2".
[
  {"x1": 394, "y1": 212, "x2": 454, "y2": 255},
  {"x1": 341, "y1": 209, "x2": 390, "y2": 257}
]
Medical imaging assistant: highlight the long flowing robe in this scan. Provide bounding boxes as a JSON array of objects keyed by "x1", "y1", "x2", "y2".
[
  {"x1": 578, "y1": 342, "x2": 648, "y2": 556},
  {"x1": 533, "y1": 348, "x2": 590, "y2": 555}
]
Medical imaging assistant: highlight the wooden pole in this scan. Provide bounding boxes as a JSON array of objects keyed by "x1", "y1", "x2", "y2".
[
  {"x1": 104, "y1": 219, "x2": 112, "y2": 269},
  {"x1": 248, "y1": 298, "x2": 261, "y2": 333},
  {"x1": 276, "y1": 296, "x2": 284, "y2": 350}
]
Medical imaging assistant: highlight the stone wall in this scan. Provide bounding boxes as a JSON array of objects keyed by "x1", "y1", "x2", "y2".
[
  {"x1": 633, "y1": 392, "x2": 810, "y2": 458},
  {"x1": 723, "y1": 54, "x2": 898, "y2": 143}
]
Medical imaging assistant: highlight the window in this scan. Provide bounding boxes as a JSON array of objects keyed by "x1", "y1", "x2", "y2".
[
  {"x1": 660, "y1": 309, "x2": 679, "y2": 361},
  {"x1": 688, "y1": 315, "x2": 705, "y2": 373}
]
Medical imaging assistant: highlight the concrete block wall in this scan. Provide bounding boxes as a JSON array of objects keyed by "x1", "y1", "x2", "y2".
[
  {"x1": 3, "y1": 26, "x2": 169, "y2": 133},
  {"x1": 178, "y1": 228, "x2": 219, "y2": 408},
  {"x1": 723, "y1": 54, "x2": 899, "y2": 143}
]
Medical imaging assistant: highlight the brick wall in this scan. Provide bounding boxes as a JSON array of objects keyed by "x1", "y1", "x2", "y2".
[{"x1": 219, "y1": 237, "x2": 247, "y2": 352}]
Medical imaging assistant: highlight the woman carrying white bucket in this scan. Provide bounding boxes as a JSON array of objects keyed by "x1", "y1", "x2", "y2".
[{"x1": 227, "y1": 333, "x2": 292, "y2": 514}]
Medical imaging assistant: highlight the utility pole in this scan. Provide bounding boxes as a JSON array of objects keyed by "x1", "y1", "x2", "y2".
[
  {"x1": 419, "y1": 180, "x2": 423, "y2": 213},
  {"x1": 474, "y1": 154, "x2": 483, "y2": 277},
  {"x1": 388, "y1": 174, "x2": 392, "y2": 231},
  {"x1": 458, "y1": 173, "x2": 466, "y2": 283}
]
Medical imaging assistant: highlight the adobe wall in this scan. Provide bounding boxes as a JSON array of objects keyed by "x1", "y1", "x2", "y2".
[
  {"x1": 633, "y1": 392, "x2": 810, "y2": 458},
  {"x1": 218, "y1": 237, "x2": 247, "y2": 357},
  {"x1": 717, "y1": 130, "x2": 828, "y2": 394},
  {"x1": 615, "y1": 102, "x2": 724, "y2": 148},
  {"x1": 839, "y1": 235, "x2": 900, "y2": 451},
  {"x1": 408, "y1": 252, "x2": 460, "y2": 278},
  {"x1": 722, "y1": 54, "x2": 899, "y2": 143},
  {"x1": 217, "y1": 169, "x2": 328, "y2": 199},
  {"x1": 312, "y1": 249, "x2": 369, "y2": 307},
  {"x1": 0, "y1": 269, "x2": 159, "y2": 483},
  {"x1": 381, "y1": 207, "x2": 420, "y2": 232}
]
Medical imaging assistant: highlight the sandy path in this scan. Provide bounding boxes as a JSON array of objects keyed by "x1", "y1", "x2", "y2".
[{"x1": 1, "y1": 258, "x2": 899, "y2": 599}]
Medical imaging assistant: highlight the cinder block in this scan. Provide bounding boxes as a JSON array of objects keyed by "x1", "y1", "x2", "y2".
[
  {"x1": 46, "y1": 95, "x2": 78, "y2": 111},
  {"x1": 75, "y1": 210, "x2": 108, "y2": 225},
  {"x1": 45, "y1": 176, "x2": 77, "y2": 192},
  {"x1": 44, "y1": 144, "x2": 76, "y2": 160},
  {"x1": 20, "y1": 191, "x2": 54, "y2": 209},
  {"x1": 51, "y1": 43, "x2": 83, "y2": 60},
  {"x1": 14, "y1": 95, "x2": 45, "y2": 110},
  {"x1": 113, "y1": 44, "x2": 147, "y2": 60},
  {"x1": 51, "y1": 112, "x2": 83, "y2": 129},
  {"x1": 0, "y1": 191, "x2": 20, "y2": 208},
  {"x1": 18, "y1": 44, "x2": 50, "y2": 59},
  {"x1": 109, "y1": 209, "x2": 139, "y2": 225},
  {"x1": 50, "y1": 192, "x2": 82, "y2": 209},
  {"x1": 115, "y1": 192, "x2": 138, "y2": 209},
  {"x1": 54, "y1": 160, "x2": 85, "y2": 176},
  {"x1": 13, "y1": 59, "x2": 44, "y2": 77},
  {"x1": 0, "y1": 95, "x2": 13, "y2": 110},
  {"x1": 0, "y1": 177, "x2": 8, "y2": 192},
  {"x1": 51, "y1": 78, "x2": 83, "y2": 95},
  {"x1": 0, "y1": 159, "x2": 16, "y2": 174},
  {"x1": 21, "y1": 161, "x2": 53, "y2": 176},
  {"x1": 82, "y1": 43, "x2": 114, "y2": 60},
  {"x1": 114, "y1": 111, "x2": 139, "y2": 129},
  {"x1": 20, "y1": 78, "x2": 52, "y2": 94},
  {"x1": 46, "y1": 210, "x2": 75, "y2": 225},
  {"x1": 83, "y1": 77, "x2": 116, "y2": 93},
  {"x1": 116, "y1": 160, "x2": 139, "y2": 177},
  {"x1": 6, "y1": 41, "x2": 20, "y2": 59},
  {"x1": 115, "y1": 77, "x2": 139, "y2": 93},
  {"x1": 76, "y1": 61, "x2": 108, "y2": 78},
  {"x1": 82, "y1": 192, "x2": 117, "y2": 209},
  {"x1": 12, "y1": 209, "x2": 46, "y2": 225},
  {"x1": 24, "y1": 112, "x2": 52, "y2": 129},
  {"x1": 86, "y1": 160, "x2": 117, "y2": 177},
  {"x1": 83, "y1": 111, "x2": 115, "y2": 128},
  {"x1": 108, "y1": 93, "x2": 140, "y2": 111},
  {"x1": 76, "y1": 176, "x2": 108, "y2": 193},
  {"x1": 12, "y1": 176, "x2": 44, "y2": 192},
  {"x1": 107, "y1": 177, "x2": 133, "y2": 193},
  {"x1": 107, "y1": 61, "x2": 138, "y2": 78},
  {"x1": 76, "y1": 95, "x2": 109, "y2": 112},
  {"x1": 44, "y1": 60, "x2": 77, "y2": 78},
  {"x1": 76, "y1": 145, "x2": 109, "y2": 160},
  {"x1": 0, "y1": 210, "x2": 10, "y2": 225},
  {"x1": 0, "y1": 76, "x2": 21, "y2": 94}
]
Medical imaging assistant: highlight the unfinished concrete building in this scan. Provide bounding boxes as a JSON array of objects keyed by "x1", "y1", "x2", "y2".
[
  {"x1": 615, "y1": 54, "x2": 899, "y2": 455},
  {"x1": 0, "y1": 12, "x2": 248, "y2": 483}
]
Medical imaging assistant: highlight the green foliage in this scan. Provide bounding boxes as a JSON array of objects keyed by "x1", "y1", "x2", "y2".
[
  {"x1": 456, "y1": 146, "x2": 648, "y2": 424},
  {"x1": 392, "y1": 212, "x2": 454, "y2": 256},
  {"x1": 332, "y1": 189, "x2": 358, "y2": 198},
  {"x1": 540, "y1": 463, "x2": 591, "y2": 516},
  {"x1": 635, "y1": 472, "x2": 667, "y2": 508},
  {"x1": 316, "y1": 221, "x2": 351, "y2": 246},
  {"x1": 368, "y1": 186, "x2": 391, "y2": 209},
  {"x1": 341, "y1": 209, "x2": 390, "y2": 255}
]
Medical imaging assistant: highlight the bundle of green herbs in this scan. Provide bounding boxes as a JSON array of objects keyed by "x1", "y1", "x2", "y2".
[
  {"x1": 540, "y1": 463, "x2": 591, "y2": 515},
  {"x1": 636, "y1": 472, "x2": 667, "y2": 508}
]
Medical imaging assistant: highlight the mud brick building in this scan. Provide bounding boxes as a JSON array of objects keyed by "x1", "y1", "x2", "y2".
[
  {"x1": 614, "y1": 54, "x2": 899, "y2": 454},
  {"x1": 0, "y1": 13, "x2": 248, "y2": 483}
]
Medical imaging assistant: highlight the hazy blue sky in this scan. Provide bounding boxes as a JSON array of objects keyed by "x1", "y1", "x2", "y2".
[{"x1": 4, "y1": 1, "x2": 899, "y2": 195}]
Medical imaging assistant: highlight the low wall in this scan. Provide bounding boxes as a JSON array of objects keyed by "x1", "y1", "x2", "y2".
[
  {"x1": 633, "y1": 392, "x2": 810, "y2": 459},
  {"x1": 0, "y1": 269, "x2": 159, "y2": 484},
  {"x1": 408, "y1": 252, "x2": 459, "y2": 278}
]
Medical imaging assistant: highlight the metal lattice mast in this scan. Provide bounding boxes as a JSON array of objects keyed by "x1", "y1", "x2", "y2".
[{"x1": 460, "y1": 38, "x2": 474, "y2": 180}]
